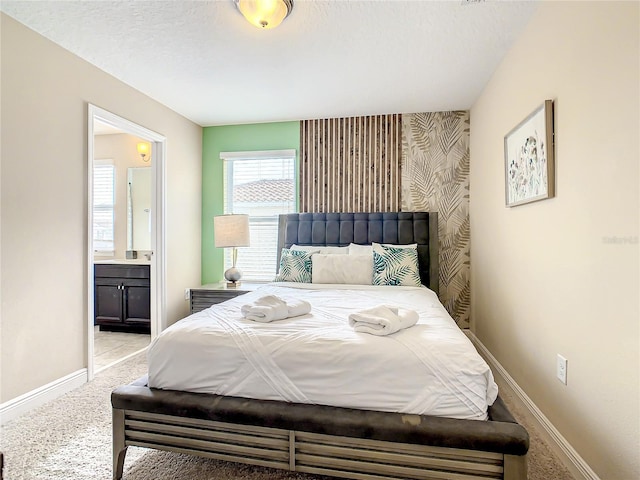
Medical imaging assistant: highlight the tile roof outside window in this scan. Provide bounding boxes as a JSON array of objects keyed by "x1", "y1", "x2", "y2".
[{"x1": 233, "y1": 179, "x2": 295, "y2": 203}]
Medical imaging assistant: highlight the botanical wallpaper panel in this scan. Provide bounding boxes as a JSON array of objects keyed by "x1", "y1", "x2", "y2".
[{"x1": 401, "y1": 111, "x2": 470, "y2": 327}]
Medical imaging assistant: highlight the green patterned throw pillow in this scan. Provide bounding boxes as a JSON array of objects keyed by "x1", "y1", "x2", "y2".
[
  {"x1": 275, "y1": 248, "x2": 315, "y2": 283},
  {"x1": 372, "y1": 243, "x2": 422, "y2": 287}
]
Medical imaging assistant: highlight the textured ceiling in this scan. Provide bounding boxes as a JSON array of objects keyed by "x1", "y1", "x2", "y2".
[{"x1": 1, "y1": 0, "x2": 538, "y2": 126}]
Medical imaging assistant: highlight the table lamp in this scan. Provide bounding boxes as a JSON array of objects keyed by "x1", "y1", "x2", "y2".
[{"x1": 214, "y1": 214, "x2": 250, "y2": 287}]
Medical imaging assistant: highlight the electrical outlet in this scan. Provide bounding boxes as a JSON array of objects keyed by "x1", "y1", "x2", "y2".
[
  {"x1": 184, "y1": 288, "x2": 190, "y2": 301},
  {"x1": 557, "y1": 354, "x2": 568, "y2": 385}
]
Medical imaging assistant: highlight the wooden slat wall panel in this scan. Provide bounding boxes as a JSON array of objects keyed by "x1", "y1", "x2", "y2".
[{"x1": 300, "y1": 114, "x2": 401, "y2": 213}]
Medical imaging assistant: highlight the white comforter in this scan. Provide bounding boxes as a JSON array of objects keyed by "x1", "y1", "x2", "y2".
[{"x1": 148, "y1": 283, "x2": 498, "y2": 420}]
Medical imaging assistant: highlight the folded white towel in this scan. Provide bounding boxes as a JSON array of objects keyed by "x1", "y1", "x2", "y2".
[
  {"x1": 241, "y1": 295, "x2": 289, "y2": 323},
  {"x1": 240, "y1": 295, "x2": 312, "y2": 322},
  {"x1": 348, "y1": 305, "x2": 418, "y2": 336},
  {"x1": 284, "y1": 298, "x2": 311, "y2": 318}
]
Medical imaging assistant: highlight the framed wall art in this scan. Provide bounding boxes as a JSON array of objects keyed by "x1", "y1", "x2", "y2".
[{"x1": 504, "y1": 99, "x2": 555, "y2": 207}]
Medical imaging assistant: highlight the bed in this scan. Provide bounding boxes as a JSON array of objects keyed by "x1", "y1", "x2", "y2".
[{"x1": 112, "y1": 212, "x2": 529, "y2": 480}]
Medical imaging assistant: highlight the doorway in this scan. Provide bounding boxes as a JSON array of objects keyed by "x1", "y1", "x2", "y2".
[{"x1": 87, "y1": 104, "x2": 166, "y2": 380}]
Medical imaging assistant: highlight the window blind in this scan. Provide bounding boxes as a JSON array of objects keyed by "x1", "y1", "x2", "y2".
[{"x1": 93, "y1": 162, "x2": 115, "y2": 255}]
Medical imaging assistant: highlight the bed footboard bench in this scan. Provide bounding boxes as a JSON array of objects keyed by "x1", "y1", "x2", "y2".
[{"x1": 112, "y1": 377, "x2": 528, "y2": 480}]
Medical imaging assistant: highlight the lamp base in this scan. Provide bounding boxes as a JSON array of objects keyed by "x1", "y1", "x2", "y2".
[{"x1": 224, "y1": 266, "x2": 242, "y2": 288}]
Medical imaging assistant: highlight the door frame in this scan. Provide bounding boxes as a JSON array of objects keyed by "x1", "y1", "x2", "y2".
[{"x1": 87, "y1": 104, "x2": 166, "y2": 380}]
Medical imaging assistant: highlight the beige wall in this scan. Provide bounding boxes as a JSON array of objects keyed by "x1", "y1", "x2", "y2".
[
  {"x1": 470, "y1": 2, "x2": 638, "y2": 479},
  {"x1": 94, "y1": 133, "x2": 151, "y2": 260},
  {"x1": 0, "y1": 14, "x2": 202, "y2": 402}
]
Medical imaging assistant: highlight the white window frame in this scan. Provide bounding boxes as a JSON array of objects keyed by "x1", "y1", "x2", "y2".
[{"x1": 220, "y1": 149, "x2": 297, "y2": 282}]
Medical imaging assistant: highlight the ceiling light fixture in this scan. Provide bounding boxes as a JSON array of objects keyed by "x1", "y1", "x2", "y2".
[{"x1": 234, "y1": 0, "x2": 293, "y2": 29}]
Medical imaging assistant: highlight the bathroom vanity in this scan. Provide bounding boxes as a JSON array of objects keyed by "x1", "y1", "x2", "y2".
[{"x1": 94, "y1": 262, "x2": 150, "y2": 333}]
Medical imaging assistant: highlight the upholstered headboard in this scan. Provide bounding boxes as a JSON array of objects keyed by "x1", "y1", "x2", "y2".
[{"x1": 277, "y1": 212, "x2": 439, "y2": 295}]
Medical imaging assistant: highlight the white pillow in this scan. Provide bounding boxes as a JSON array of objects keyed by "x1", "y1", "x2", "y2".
[
  {"x1": 312, "y1": 254, "x2": 373, "y2": 285},
  {"x1": 372, "y1": 243, "x2": 422, "y2": 287},
  {"x1": 291, "y1": 244, "x2": 349, "y2": 255},
  {"x1": 348, "y1": 243, "x2": 372, "y2": 256}
]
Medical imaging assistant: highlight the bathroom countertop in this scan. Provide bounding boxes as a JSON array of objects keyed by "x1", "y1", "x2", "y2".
[{"x1": 94, "y1": 259, "x2": 151, "y2": 265}]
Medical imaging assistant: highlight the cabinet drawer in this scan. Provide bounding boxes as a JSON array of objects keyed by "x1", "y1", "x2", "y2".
[
  {"x1": 95, "y1": 264, "x2": 150, "y2": 279},
  {"x1": 190, "y1": 290, "x2": 248, "y2": 314},
  {"x1": 95, "y1": 277, "x2": 150, "y2": 288}
]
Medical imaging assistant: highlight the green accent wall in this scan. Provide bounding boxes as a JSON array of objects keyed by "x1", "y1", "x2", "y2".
[{"x1": 201, "y1": 121, "x2": 300, "y2": 284}]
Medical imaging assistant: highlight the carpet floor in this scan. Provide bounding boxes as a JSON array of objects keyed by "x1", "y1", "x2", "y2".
[{"x1": 0, "y1": 352, "x2": 574, "y2": 480}]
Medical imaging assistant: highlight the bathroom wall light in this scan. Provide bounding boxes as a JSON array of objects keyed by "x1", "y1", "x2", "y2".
[
  {"x1": 234, "y1": 0, "x2": 293, "y2": 29},
  {"x1": 137, "y1": 142, "x2": 150, "y2": 162}
]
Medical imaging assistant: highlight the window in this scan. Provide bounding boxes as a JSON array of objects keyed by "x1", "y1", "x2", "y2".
[
  {"x1": 93, "y1": 161, "x2": 115, "y2": 256},
  {"x1": 221, "y1": 150, "x2": 296, "y2": 281}
]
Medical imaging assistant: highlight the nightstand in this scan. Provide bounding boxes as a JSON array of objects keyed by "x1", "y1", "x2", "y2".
[{"x1": 189, "y1": 282, "x2": 263, "y2": 314}]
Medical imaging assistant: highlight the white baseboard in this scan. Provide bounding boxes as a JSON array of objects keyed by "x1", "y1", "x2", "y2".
[
  {"x1": 0, "y1": 368, "x2": 87, "y2": 425},
  {"x1": 465, "y1": 330, "x2": 600, "y2": 480}
]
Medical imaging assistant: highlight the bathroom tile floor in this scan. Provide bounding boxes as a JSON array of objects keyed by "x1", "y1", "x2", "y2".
[{"x1": 94, "y1": 326, "x2": 150, "y2": 372}]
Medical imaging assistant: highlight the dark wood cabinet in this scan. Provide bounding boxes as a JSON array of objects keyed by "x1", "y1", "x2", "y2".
[
  {"x1": 189, "y1": 283, "x2": 261, "y2": 314},
  {"x1": 95, "y1": 264, "x2": 150, "y2": 333}
]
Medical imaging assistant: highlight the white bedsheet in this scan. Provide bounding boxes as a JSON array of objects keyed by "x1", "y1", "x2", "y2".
[{"x1": 148, "y1": 283, "x2": 498, "y2": 420}]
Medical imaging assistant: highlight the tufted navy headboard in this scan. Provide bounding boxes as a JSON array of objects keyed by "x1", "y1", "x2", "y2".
[{"x1": 277, "y1": 212, "x2": 439, "y2": 295}]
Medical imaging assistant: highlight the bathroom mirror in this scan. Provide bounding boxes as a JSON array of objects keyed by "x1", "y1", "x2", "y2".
[{"x1": 127, "y1": 167, "x2": 152, "y2": 251}]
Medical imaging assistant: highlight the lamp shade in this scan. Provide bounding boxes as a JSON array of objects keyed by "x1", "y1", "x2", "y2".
[
  {"x1": 214, "y1": 214, "x2": 250, "y2": 248},
  {"x1": 137, "y1": 142, "x2": 150, "y2": 156}
]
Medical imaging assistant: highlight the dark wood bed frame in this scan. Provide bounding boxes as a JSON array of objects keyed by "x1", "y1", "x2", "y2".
[{"x1": 112, "y1": 212, "x2": 529, "y2": 480}]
